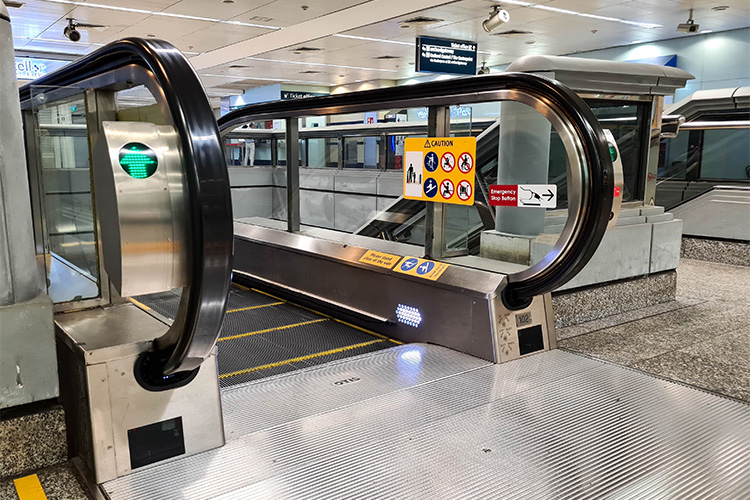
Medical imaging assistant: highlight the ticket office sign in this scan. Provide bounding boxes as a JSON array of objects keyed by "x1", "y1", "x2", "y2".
[{"x1": 403, "y1": 137, "x2": 477, "y2": 206}]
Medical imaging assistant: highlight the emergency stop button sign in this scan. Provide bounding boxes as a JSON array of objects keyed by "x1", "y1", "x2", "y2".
[{"x1": 489, "y1": 184, "x2": 557, "y2": 208}]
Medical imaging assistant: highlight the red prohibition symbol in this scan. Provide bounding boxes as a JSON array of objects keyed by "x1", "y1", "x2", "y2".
[
  {"x1": 441, "y1": 152, "x2": 455, "y2": 172},
  {"x1": 458, "y1": 152, "x2": 474, "y2": 173},
  {"x1": 440, "y1": 179, "x2": 455, "y2": 200}
]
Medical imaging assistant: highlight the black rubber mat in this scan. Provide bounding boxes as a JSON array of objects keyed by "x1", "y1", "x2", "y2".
[{"x1": 135, "y1": 284, "x2": 398, "y2": 388}]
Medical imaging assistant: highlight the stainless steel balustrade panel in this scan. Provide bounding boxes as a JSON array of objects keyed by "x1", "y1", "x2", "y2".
[{"x1": 103, "y1": 346, "x2": 750, "y2": 500}]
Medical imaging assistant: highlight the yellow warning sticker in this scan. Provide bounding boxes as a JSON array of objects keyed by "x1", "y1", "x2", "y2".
[
  {"x1": 14, "y1": 474, "x2": 48, "y2": 500},
  {"x1": 403, "y1": 136, "x2": 477, "y2": 206},
  {"x1": 394, "y1": 256, "x2": 449, "y2": 281},
  {"x1": 358, "y1": 250, "x2": 401, "y2": 269}
]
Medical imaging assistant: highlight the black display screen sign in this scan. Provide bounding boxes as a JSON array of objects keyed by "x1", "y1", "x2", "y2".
[{"x1": 416, "y1": 36, "x2": 478, "y2": 75}]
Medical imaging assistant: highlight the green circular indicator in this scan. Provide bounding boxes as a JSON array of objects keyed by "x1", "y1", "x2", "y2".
[
  {"x1": 119, "y1": 142, "x2": 158, "y2": 179},
  {"x1": 608, "y1": 143, "x2": 618, "y2": 162}
]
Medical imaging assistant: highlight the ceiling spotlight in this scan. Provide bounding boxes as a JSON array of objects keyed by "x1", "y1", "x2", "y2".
[
  {"x1": 483, "y1": 5, "x2": 510, "y2": 33},
  {"x1": 477, "y1": 62, "x2": 490, "y2": 75},
  {"x1": 677, "y1": 9, "x2": 700, "y2": 33}
]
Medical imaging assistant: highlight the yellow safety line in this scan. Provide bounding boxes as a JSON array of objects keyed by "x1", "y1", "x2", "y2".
[
  {"x1": 294, "y1": 303, "x2": 402, "y2": 345},
  {"x1": 232, "y1": 283, "x2": 250, "y2": 291},
  {"x1": 218, "y1": 318, "x2": 328, "y2": 342},
  {"x1": 220, "y1": 339, "x2": 385, "y2": 379},
  {"x1": 226, "y1": 301, "x2": 284, "y2": 314},
  {"x1": 14, "y1": 474, "x2": 48, "y2": 500},
  {"x1": 250, "y1": 287, "x2": 287, "y2": 302},
  {"x1": 230, "y1": 283, "x2": 400, "y2": 345},
  {"x1": 128, "y1": 297, "x2": 151, "y2": 311}
]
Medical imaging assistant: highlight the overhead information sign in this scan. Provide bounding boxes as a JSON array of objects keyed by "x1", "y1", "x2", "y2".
[
  {"x1": 489, "y1": 184, "x2": 558, "y2": 208},
  {"x1": 358, "y1": 250, "x2": 400, "y2": 269},
  {"x1": 403, "y1": 137, "x2": 477, "y2": 206},
  {"x1": 416, "y1": 36, "x2": 478, "y2": 75},
  {"x1": 395, "y1": 257, "x2": 449, "y2": 281}
]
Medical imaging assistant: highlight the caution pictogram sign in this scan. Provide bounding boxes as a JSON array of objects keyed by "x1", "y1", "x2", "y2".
[{"x1": 403, "y1": 137, "x2": 476, "y2": 206}]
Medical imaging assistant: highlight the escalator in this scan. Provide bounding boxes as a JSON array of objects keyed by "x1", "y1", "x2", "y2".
[{"x1": 16, "y1": 38, "x2": 749, "y2": 500}]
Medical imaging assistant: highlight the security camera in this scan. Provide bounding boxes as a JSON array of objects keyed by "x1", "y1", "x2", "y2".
[
  {"x1": 477, "y1": 62, "x2": 490, "y2": 75},
  {"x1": 63, "y1": 19, "x2": 81, "y2": 42},
  {"x1": 483, "y1": 5, "x2": 510, "y2": 33},
  {"x1": 677, "y1": 9, "x2": 700, "y2": 33}
]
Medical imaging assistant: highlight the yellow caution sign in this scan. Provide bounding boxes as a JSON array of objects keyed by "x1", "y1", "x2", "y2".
[
  {"x1": 403, "y1": 137, "x2": 477, "y2": 206},
  {"x1": 358, "y1": 250, "x2": 400, "y2": 269},
  {"x1": 394, "y1": 256, "x2": 449, "y2": 281}
]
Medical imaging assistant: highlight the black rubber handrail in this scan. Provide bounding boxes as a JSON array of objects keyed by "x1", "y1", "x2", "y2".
[
  {"x1": 20, "y1": 38, "x2": 233, "y2": 376},
  {"x1": 218, "y1": 72, "x2": 613, "y2": 308}
]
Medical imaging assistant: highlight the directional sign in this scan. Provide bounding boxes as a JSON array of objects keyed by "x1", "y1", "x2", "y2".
[
  {"x1": 403, "y1": 137, "x2": 476, "y2": 206},
  {"x1": 394, "y1": 256, "x2": 449, "y2": 281},
  {"x1": 489, "y1": 184, "x2": 557, "y2": 208}
]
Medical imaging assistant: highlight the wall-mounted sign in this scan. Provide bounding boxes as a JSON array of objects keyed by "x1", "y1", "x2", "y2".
[
  {"x1": 280, "y1": 91, "x2": 328, "y2": 100},
  {"x1": 489, "y1": 184, "x2": 557, "y2": 208},
  {"x1": 14, "y1": 57, "x2": 69, "y2": 80},
  {"x1": 403, "y1": 137, "x2": 477, "y2": 206},
  {"x1": 416, "y1": 36, "x2": 477, "y2": 75}
]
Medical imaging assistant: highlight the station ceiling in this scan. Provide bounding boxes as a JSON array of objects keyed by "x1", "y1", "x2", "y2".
[{"x1": 7, "y1": 0, "x2": 750, "y2": 105}]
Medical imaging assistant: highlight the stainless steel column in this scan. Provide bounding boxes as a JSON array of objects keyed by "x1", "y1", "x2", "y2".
[
  {"x1": 0, "y1": 5, "x2": 42, "y2": 305},
  {"x1": 0, "y1": 3, "x2": 57, "y2": 408},
  {"x1": 424, "y1": 106, "x2": 450, "y2": 259},
  {"x1": 285, "y1": 117, "x2": 300, "y2": 232}
]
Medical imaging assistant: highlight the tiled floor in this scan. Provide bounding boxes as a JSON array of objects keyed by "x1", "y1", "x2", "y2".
[{"x1": 560, "y1": 259, "x2": 750, "y2": 402}]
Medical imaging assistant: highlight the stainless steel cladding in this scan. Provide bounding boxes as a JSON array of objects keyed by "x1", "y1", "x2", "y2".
[{"x1": 93, "y1": 121, "x2": 188, "y2": 297}]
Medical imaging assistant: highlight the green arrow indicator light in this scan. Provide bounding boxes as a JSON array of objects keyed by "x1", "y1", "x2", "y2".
[
  {"x1": 608, "y1": 143, "x2": 618, "y2": 162},
  {"x1": 119, "y1": 142, "x2": 158, "y2": 179}
]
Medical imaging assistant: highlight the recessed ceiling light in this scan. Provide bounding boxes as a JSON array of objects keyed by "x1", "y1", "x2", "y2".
[
  {"x1": 355, "y1": 79, "x2": 362, "y2": 82},
  {"x1": 631, "y1": 40, "x2": 643, "y2": 44},
  {"x1": 222, "y1": 0, "x2": 234, "y2": 3},
  {"x1": 495, "y1": 0, "x2": 662, "y2": 28},
  {"x1": 711, "y1": 5, "x2": 729, "y2": 11},
  {"x1": 146, "y1": 33, "x2": 156, "y2": 37},
  {"x1": 398, "y1": 16, "x2": 444, "y2": 28},
  {"x1": 525, "y1": 41, "x2": 535, "y2": 45},
  {"x1": 40, "y1": 0, "x2": 282, "y2": 30},
  {"x1": 246, "y1": 56, "x2": 398, "y2": 73},
  {"x1": 700, "y1": 30, "x2": 713, "y2": 34}
]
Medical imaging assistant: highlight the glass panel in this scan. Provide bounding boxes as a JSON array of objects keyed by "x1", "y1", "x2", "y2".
[
  {"x1": 587, "y1": 101, "x2": 650, "y2": 203},
  {"x1": 700, "y1": 128, "x2": 750, "y2": 180},
  {"x1": 30, "y1": 85, "x2": 100, "y2": 303}
]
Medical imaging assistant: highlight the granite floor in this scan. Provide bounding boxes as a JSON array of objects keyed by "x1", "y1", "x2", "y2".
[
  {"x1": 0, "y1": 462, "x2": 91, "y2": 500},
  {"x1": 560, "y1": 258, "x2": 750, "y2": 402}
]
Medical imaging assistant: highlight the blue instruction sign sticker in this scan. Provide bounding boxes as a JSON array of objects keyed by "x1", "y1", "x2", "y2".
[
  {"x1": 400, "y1": 258, "x2": 420, "y2": 272},
  {"x1": 423, "y1": 178, "x2": 438, "y2": 198},
  {"x1": 395, "y1": 256, "x2": 449, "y2": 281},
  {"x1": 424, "y1": 151, "x2": 439, "y2": 172},
  {"x1": 415, "y1": 261, "x2": 435, "y2": 275}
]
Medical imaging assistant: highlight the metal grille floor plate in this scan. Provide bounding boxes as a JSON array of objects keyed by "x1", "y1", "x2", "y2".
[{"x1": 103, "y1": 345, "x2": 750, "y2": 500}]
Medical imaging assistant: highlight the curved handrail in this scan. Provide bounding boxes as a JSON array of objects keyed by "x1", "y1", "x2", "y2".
[
  {"x1": 218, "y1": 72, "x2": 613, "y2": 308},
  {"x1": 19, "y1": 38, "x2": 233, "y2": 376}
]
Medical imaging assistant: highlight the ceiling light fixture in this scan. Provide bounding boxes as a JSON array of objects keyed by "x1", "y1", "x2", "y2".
[
  {"x1": 483, "y1": 5, "x2": 511, "y2": 33},
  {"x1": 331, "y1": 33, "x2": 496, "y2": 56},
  {"x1": 40, "y1": 0, "x2": 282, "y2": 30},
  {"x1": 495, "y1": 0, "x2": 662, "y2": 29},
  {"x1": 199, "y1": 73, "x2": 327, "y2": 84},
  {"x1": 711, "y1": 6, "x2": 729, "y2": 11},
  {"x1": 245, "y1": 56, "x2": 399, "y2": 73}
]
